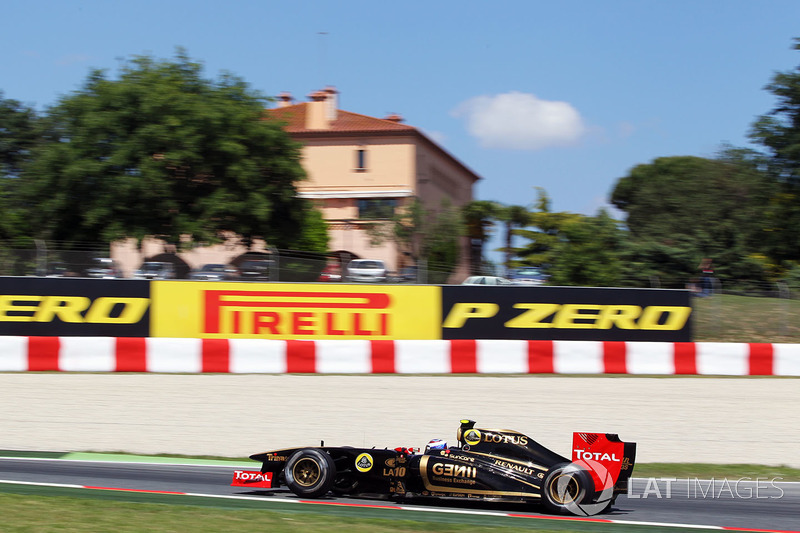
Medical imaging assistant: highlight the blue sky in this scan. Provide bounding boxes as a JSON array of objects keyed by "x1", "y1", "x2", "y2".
[{"x1": 3, "y1": 0, "x2": 800, "y2": 254}]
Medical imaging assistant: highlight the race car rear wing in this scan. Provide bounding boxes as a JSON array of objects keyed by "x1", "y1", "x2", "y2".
[{"x1": 572, "y1": 432, "x2": 636, "y2": 494}]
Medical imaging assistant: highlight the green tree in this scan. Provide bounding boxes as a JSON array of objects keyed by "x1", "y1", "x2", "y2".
[
  {"x1": 422, "y1": 200, "x2": 463, "y2": 282},
  {"x1": 462, "y1": 200, "x2": 500, "y2": 274},
  {"x1": 748, "y1": 38, "x2": 800, "y2": 265},
  {"x1": 548, "y1": 210, "x2": 624, "y2": 286},
  {"x1": 0, "y1": 92, "x2": 39, "y2": 240},
  {"x1": 364, "y1": 198, "x2": 425, "y2": 261},
  {"x1": 288, "y1": 206, "x2": 330, "y2": 253},
  {"x1": 16, "y1": 50, "x2": 322, "y2": 251},
  {"x1": 515, "y1": 188, "x2": 581, "y2": 269},
  {"x1": 610, "y1": 156, "x2": 776, "y2": 284},
  {"x1": 365, "y1": 198, "x2": 463, "y2": 281},
  {"x1": 749, "y1": 38, "x2": 800, "y2": 184}
]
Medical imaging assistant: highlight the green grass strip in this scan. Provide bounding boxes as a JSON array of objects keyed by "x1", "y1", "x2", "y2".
[{"x1": 0, "y1": 485, "x2": 725, "y2": 533}]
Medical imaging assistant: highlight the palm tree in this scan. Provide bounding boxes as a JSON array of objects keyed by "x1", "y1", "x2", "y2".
[
  {"x1": 496, "y1": 204, "x2": 531, "y2": 276},
  {"x1": 462, "y1": 200, "x2": 500, "y2": 274}
]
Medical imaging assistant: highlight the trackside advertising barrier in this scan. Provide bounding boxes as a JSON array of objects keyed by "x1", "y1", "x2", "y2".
[
  {"x1": 441, "y1": 286, "x2": 692, "y2": 342},
  {"x1": 0, "y1": 277, "x2": 150, "y2": 337},
  {"x1": 150, "y1": 282, "x2": 441, "y2": 340},
  {"x1": 0, "y1": 277, "x2": 692, "y2": 342}
]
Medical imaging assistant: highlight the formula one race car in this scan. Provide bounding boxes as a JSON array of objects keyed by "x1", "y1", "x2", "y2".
[{"x1": 232, "y1": 420, "x2": 636, "y2": 516}]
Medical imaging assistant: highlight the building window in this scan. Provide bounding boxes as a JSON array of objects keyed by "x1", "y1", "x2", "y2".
[
  {"x1": 355, "y1": 149, "x2": 367, "y2": 171},
  {"x1": 358, "y1": 199, "x2": 396, "y2": 220}
]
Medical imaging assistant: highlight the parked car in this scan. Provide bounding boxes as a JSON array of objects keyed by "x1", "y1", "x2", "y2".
[
  {"x1": 461, "y1": 275, "x2": 513, "y2": 285},
  {"x1": 86, "y1": 257, "x2": 122, "y2": 279},
  {"x1": 509, "y1": 267, "x2": 548, "y2": 286},
  {"x1": 238, "y1": 259, "x2": 272, "y2": 281},
  {"x1": 319, "y1": 263, "x2": 342, "y2": 282},
  {"x1": 189, "y1": 263, "x2": 239, "y2": 281},
  {"x1": 44, "y1": 262, "x2": 72, "y2": 277},
  {"x1": 397, "y1": 266, "x2": 418, "y2": 283},
  {"x1": 346, "y1": 259, "x2": 387, "y2": 283},
  {"x1": 134, "y1": 261, "x2": 175, "y2": 280}
]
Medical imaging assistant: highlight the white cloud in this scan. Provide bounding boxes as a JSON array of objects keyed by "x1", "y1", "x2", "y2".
[{"x1": 452, "y1": 91, "x2": 587, "y2": 150}]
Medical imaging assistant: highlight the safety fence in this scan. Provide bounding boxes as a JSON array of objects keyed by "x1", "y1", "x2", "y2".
[
  {"x1": 1, "y1": 338, "x2": 799, "y2": 376},
  {"x1": 0, "y1": 245, "x2": 451, "y2": 283}
]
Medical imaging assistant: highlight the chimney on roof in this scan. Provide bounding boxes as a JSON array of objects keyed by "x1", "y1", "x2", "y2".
[
  {"x1": 324, "y1": 86, "x2": 338, "y2": 122},
  {"x1": 278, "y1": 92, "x2": 294, "y2": 108},
  {"x1": 384, "y1": 113, "x2": 404, "y2": 123},
  {"x1": 306, "y1": 90, "x2": 331, "y2": 130}
]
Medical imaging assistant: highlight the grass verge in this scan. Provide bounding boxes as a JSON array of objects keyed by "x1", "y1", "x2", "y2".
[
  {"x1": 0, "y1": 488, "x2": 718, "y2": 533},
  {"x1": 693, "y1": 293, "x2": 800, "y2": 343},
  {"x1": 633, "y1": 463, "x2": 800, "y2": 481}
]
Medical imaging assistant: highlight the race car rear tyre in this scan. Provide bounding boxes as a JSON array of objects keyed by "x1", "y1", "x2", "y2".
[
  {"x1": 284, "y1": 449, "x2": 336, "y2": 498},
  {"x1": 541, "y1": 462, "x2": 593, "y2": 515}
]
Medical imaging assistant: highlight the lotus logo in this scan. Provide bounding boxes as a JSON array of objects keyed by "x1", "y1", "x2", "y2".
[
  {"x1": 355, "y1": 453, "x2": 374, "y2": 472},
  {"x1": 464, "y1": 429, "x2": 481, "y2": 446}
]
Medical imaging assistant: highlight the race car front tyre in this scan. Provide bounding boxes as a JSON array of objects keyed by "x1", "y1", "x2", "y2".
[
  {"x1": 541, "y1": 462, "x2": 594, "y2": 515},
  {"x1": 284, "y1": 449, "x2": 336, "y2": 498}
]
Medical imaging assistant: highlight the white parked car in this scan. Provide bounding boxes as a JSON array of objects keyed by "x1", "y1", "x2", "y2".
[
  {"x1": 461, "y1": 275, "x2": 513, "y2": 285},
  {"x1": 189, "y1": 263, "x2": 239, "y2": 281},
  {"x1": 346, "y1": 259, "x2": 387, "y2": 283},
  {"x1": 134, "y1": 261, "x2": 175, "y2": 280},
  {"x1": 86, "y1": 257, "x2": 121, "y2": 279}
]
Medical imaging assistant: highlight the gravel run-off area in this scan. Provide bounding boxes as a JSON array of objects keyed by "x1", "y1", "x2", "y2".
[{"x1": 1, "y1": 374, "x2": 797, "y2": 467}]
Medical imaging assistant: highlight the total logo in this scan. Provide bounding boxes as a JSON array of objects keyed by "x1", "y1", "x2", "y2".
[
  {"x1": 232, "y1": 471, "x2": 272, "y2": 483},
  {"x1": 355, "y1": 453, "x2": 374, "y2": 472},
  {"x1": 573, "y1": 449, "x2": 621, "y2": 462}
]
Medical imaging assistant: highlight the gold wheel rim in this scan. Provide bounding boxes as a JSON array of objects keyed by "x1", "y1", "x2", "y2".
[
  {"x1": 292, "y1": 457, "x2": 321, "y2": 487},
  {"x1": 549, "y1": 473, "x2": 580, "y2": 505}
]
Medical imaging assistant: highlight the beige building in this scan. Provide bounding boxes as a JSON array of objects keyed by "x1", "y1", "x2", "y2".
[
  {"x1": 112, "y1": 88, "x2": 480, "y2": 278},
  {"x1": 269, "y1": 87, "x2": 480, "y2": 275}
]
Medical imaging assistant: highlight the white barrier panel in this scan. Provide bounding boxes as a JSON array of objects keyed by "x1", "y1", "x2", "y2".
[{"x1": 2, "y1": 337, "x2": 800, "y2": 376}]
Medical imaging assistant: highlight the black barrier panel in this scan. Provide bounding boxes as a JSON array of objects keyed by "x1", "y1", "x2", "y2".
[
  {"x1": 0, "y1": 277, "x2": 150, "y2": 337},
  {"x1": 441, "y1": 286, "x2": 692, "y2": 342}
]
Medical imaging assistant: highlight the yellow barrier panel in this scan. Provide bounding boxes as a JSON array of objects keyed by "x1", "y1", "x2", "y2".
[{"x1": 151, "y1": 282, "x2": 441, "y2": 340}]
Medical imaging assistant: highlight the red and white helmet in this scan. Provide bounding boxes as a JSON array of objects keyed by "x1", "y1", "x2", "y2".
[{"x1": 425, "y1": 438, "x2": 447, "y2": 453}]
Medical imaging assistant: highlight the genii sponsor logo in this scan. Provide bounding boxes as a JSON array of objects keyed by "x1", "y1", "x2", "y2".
[{"x1": 355, "y1": 453, "x2": 374, "y2": 472}]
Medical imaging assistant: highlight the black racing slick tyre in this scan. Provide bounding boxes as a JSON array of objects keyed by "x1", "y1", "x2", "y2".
[
  {"x1": 541, "y1": 462, "x2": 593, "y2": 515},
  {"x1": 284, "y1": 449, "x2": 336, "y2": 498}
]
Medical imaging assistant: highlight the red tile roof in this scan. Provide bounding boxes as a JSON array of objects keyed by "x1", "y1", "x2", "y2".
[
  {"x1": 264, "y1": 101, "x2": 480, "y2": 183},
  {"x1": 266, "y1": 103, "x2": 416, "y2": 134}
]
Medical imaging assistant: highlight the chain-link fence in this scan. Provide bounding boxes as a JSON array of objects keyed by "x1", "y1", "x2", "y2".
[
  {"x1": 0, "y1": 245, "x2": 455, "y2": 284},
  {"x1": 2, "y1": 244, "x2": 798, "y2": 340}
]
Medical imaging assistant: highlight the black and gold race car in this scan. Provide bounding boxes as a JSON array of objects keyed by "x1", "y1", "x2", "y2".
[{"x1": 231, "y1": 419, "x2": 636, "y2": 516}]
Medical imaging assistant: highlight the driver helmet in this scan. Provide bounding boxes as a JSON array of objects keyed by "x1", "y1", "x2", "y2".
[{"x1": 425, "y1": 438, "x2": 447, "y2": 453}]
